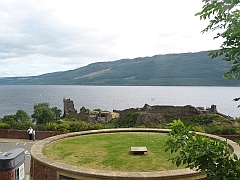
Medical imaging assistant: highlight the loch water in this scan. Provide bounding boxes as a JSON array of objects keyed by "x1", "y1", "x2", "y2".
[{"x1": 0, "y1": 85, "x2": 239, "y2": 118}]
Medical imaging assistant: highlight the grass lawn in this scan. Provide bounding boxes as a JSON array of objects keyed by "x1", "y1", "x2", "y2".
[{"x1": 43, "y1": 132, "x2": 185, "y2": 172}]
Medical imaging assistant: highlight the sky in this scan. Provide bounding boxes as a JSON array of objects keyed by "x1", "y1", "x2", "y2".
[{"x1": 0, "y1": 0, "x2": 223, "y2": 77}]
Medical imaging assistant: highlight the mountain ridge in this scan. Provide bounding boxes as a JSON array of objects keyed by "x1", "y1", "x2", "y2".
[{"x1": 0, "y1": 51, "x2": 239, "y2": 86}]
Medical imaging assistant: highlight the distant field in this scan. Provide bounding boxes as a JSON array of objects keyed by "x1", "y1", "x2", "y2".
[{"x1": 43, "y1": 132, "x2": 185, "y2": 172}]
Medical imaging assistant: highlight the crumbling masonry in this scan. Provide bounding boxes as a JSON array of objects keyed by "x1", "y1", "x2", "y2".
[{"x1": 63, "y1": 98, "x2": 233, "y2": 125}]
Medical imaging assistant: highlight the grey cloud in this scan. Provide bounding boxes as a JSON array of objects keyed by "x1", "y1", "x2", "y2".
[{"x1": 0, "y1": 1, "x2": 116, "y2": 64}]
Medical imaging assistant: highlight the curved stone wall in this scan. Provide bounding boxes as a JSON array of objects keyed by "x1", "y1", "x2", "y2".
[{"x1": 30, "y1": 128, "x2": 240, "y2": 180}]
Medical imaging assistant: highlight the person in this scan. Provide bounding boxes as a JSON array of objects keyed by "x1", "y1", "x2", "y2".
[
  {"x1": 32, "y1": 129, "x2": 36, "y2": 141},
  {"x1": 27, "y1": 127, "x2": 33, "y2": 140}
]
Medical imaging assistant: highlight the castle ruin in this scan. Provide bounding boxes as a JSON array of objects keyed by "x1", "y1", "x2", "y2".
[
  {"x1": 63, "y1": 98, "x2": 233, "y2": 125},
  {"x1": 63, "y1": 98, "x2": 118, "y2": 124}
]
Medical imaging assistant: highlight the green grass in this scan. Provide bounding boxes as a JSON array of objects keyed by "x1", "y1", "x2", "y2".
[{"x1": 43, "y1": 132, "x2": 184, "y2": 172}]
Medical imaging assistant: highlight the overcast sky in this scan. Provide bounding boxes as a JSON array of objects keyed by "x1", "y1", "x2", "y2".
[{"x1": 0, "y1": 0, "x2": 223, "y2": 77}]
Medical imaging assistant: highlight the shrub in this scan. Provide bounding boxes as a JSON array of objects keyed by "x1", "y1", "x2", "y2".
[
  {"x1": 0, "y1": 123, "x2": 10, "y2": 129},
  {"x1": 235, "y1": 117, "x2": 240, "y2": 123},
  {"x1": 89, "y1": 123, "x2": 104, "y2": 130},
  {"x1": 221, "y1": 126, "x2": 237, "y2": 135},
  {"x1": 117, "y1": 112, "x2": 140, "y2": 127},
  {"x1": 204, "y1": 126, "x2": 223, "y2": 135},
  {"x1": 104, "y1": 119, "x2": 118, "y2": 128},
  {"x1": 69, "y1": 121, "x2": 89, "y2": 132},
  {"x1": 44, "y1": 123, "x2": 58, "y2": 131},
  {"x1": 56, "y1": 123, "x2": 70, "y2": 132},
  {"x1": 35, "y1": 124, "x2": 45, "y2": 131},
  {"x1": 191, "y1": 125, "x2": 205, "y2": 133}
]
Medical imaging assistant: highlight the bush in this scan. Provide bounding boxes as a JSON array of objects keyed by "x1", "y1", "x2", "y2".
[
  {"x1": 104, "y1": 119, "x2": 118, "y2": 129},
  {"x1": 117, "y1": 112, "x2": 140, "y2": 127},
  {"x1": 235, "y1": 117, "x2": 240, "y2": 123},
  {"x1": 191, "y1": 125, "x2": 205, "y2": 133},
  {"x1": 154, "y1": 124, "x2": 164, "y2": 129},
  {"x1": 0, "y1": 123, "x2": 10, "y2": 129},
  {"x1": 204, "y1": 126, "x2": 223, "y2": 135},
  {"x1": 22, "y1": 121, "x2": 34, "y2": 130},
  {"x1": 56, "y1": 123, "x2": 70, "y2": 132},
  {"x1": 8, "y1": 122, "x2": 24, "y2": 130},
  {"x1": 35, "y1": 124, "x2": 45, "y2": 131},
  {"x1": 89, "y1": 123, "x2": 104, "y2": 130},
  {"x1": 221, "y1": 126, "x2": 237, "y2": 135},
  {"x1": 44, "y1": 123, "x2": 58, "y2": 131},
  {"x1": 69, "y1": 121, "x2": 89, "y2": 132}
]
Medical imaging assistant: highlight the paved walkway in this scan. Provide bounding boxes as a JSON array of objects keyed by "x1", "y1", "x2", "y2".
[
  {"x1": 0, "y1": 138, "x2": 40, "y2": 143},
  {"x1": 0, "y1": 138, "x2": 40, "y2": 180}
]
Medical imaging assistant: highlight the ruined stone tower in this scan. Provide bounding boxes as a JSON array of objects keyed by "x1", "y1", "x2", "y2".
[{"x1": 63, "y1": 98, "x2": 78, "y2": 118}]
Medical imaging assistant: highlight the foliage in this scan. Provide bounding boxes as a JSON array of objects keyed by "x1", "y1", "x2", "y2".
[
  {"x1": 235, "y1": 116, "x2": 240, "y2": 123},
  {"x1": 0, "y1": 114, "x2": 17, "y2": 124},
  {"x1": 0, "y1": 123, "x2": 10, "y2": 129},
  {"x1": 204, "y1": 125, "x2": 240, "y2": 135},
  {"x1": 80, "y1": 106, "x2": 89, "y2": 112},
  {"x1": 44, "y1": 123, "x2": 58, "y2": 131},
  {"x1": 0, "y1": 121, "x2": 33, "y2": 130},
  {"x1": 93, "y1": 108, "x2": 101, "y2": 112},
  {"x1": 15, "y1": 110, "x2": 31, "y2": 122},
  {"x1": 56, "y1": 123, "x2": 70, "y2": 132},
  {"x1": 196, "y1": 0, "x2": 240, "y2": 80},
  {"x1": 0, "y1": 110, "x2": 32, "y2": 129},
  {"x1": 0, "y1": 110, "x2": 31, "y2": 124},
  {"x1": 51, "y1": 107, "x2": 62, "y2": 120},
  {"x1": 31, "y1": 102, "x2": 61, "y2": 124},
  {"x1": 191, "y1": 125, "x2": 206, "y2": 133},
  {"x1": 181, "y1": 115, "x2": 216, "y2": 126},
  {"x1": 89, "y1": 123, "x2": 104, "y2": 130},
  {"x1": 179, "y1": 114, "x2": 240, "y2": 135},
  {"x1": 117, "y1": 112, "x2": 140, "y2": 127},
  {"x1": 104, "y1": 118, "x2": 118, "y2": 129},
  {"x1": 165, "y1": 119, "x2": 240, "y2": 180},
  {"x1": 68, "y1": 121, "x2": 89, "y2": 132},
  {"x1": 196, "y1": 0, "x2": 240, "y2": 103}
]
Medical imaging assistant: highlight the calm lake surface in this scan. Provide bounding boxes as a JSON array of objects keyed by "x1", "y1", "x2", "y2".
[{"x1": 0, "y1": 85, "x2": 239, "y2": 118}]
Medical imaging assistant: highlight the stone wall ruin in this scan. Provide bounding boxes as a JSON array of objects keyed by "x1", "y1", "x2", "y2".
[{"x1": 63, "y1": 98, "x2": 233, "y2": 125}]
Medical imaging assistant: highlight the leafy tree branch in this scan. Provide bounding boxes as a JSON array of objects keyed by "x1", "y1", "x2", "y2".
[
  {"x1": 196, "y1": 0, "x2": 240, "y2": 80},
  {"x1": 165, "y1": 119, "x2": 240, "y2": 180}
]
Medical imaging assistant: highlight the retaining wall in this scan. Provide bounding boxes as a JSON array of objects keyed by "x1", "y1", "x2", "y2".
[
  {"x1": 0, "y1": 129, "x2": 240, "y2": 141},
  {"x1": 30, "y1": 128, "x2": 240, "y2": 180}
]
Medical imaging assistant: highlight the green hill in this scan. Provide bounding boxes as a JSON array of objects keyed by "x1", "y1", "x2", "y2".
[{"x1": 0, "y1": 51, "x2": 239, "y2": 86}]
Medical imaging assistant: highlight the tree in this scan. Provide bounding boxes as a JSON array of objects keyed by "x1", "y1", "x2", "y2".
[
  {"x1": 195, "y1": 0, "x2": 240, "y2": 80},
  {"x1": 0, "y1": 114, "x2": 16, "y2": 124},
  {"x1": 51, "y1": 107, "x2": 62, "y2": 120},
  {"x1": 165, "y1": 119, "x2": 240, "y2": 179},
  {"x1": 80, "y1": 106, "x2": 89, "y2": 113},
  {"x1": 80, "y1": 106, "x2": 86, "y2": 112},
  {"x1": 31, "y1": 102, "x2": 61, "y2": 124},
  {"x1": 15, "y1": 110, "x2": 31, "y2": 122},
  {"x1": 0, "y1": 110, "x2": 30, "y2": 123}
]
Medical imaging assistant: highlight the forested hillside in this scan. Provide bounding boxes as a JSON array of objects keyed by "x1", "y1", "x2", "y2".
[{"x1": 0, "y1": 51, "x2": 239, "y2": 86}]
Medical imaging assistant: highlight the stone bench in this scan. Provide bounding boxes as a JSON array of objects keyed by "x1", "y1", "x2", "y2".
[{"x1": 131, "y1": 146, "x2": 148, "y2": 155}]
